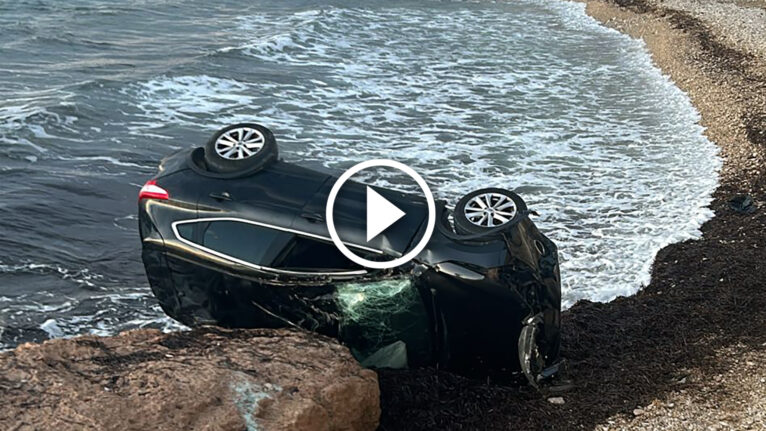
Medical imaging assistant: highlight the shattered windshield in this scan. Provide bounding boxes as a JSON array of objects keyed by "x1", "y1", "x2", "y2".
[{"x1": 335, "y1": 277, "x2": 431, "y2": 369}]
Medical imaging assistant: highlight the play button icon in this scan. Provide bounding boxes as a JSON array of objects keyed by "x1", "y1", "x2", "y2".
[
  {"x1": 366, "y1": 186, "x2": 406, "y2": 242},
  {"x1": 325, "y1": 159, "x2": 436, "y2": 269}
]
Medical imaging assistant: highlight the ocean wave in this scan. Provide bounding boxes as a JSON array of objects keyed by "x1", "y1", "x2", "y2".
[
  {"x1": 0, "y1": 101, "x2": 76, "y2": 140},
  {"x1": 215, "y1": 8, "x2": 327, "y2": 58},
  {"x1": 123, "y1": 75, "x2": 256, "y2": 128},
  {"x1": 0, "y1": 259, "x2": 187, "y2": 349},
  {"x1": 0, "y1": 88, "x2": 93, "y2": 164},
  {"x1": 117, "y1": 0, "x2": 721, "y2": 308},
  {"x1": 2, "y1": 299, "x2": 187, "y2": 349},
  {"x1": 56, "y1": 155, "x2": 148, "y2": 169},
  {"x1": 0, "y1": 262, "x2": 106, "y2": 289}
]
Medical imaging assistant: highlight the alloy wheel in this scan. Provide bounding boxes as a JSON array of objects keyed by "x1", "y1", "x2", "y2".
[
  {"x1": 214, "y1": 126, "x2": 265, "y2": 160},
  {"x1": 464, "y1": 192, "x2": 517, "y2": 228}
]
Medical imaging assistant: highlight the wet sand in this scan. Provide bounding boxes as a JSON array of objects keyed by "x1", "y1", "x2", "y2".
[{"x1": 378, "y1": 0, "x2": 766, "y2": 429}]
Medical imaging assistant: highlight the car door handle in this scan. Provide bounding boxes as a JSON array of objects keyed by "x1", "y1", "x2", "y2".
[
  {"x1": 300, "y1": 212, "x2": 324, "y2": 223},
  {"x1": 209, "y1": 192, "x2": 232, "y2": 201}
]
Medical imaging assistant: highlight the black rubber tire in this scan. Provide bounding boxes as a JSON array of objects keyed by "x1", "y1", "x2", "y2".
[
  {"x1": 203, "y1": 123, "x2": 278, "y2": 174},
  {"x1": 453, "y1": 188, "x2": 527, "y2": 235}
]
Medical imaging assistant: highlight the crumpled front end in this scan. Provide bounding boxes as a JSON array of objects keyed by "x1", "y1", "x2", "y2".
[{"x1": 411, "y1": 212, "x2": 562, "y2": 382}]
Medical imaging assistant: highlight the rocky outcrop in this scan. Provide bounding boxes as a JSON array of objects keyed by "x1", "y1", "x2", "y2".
[{"x1": 0, "y1": 328, "x2": 380, "y2": 431}]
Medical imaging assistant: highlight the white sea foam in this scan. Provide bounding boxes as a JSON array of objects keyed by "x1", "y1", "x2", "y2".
[
  {"x1": 0, "y1": 262, "x2": 106, "y2": 290},
  {"x1": 126, "y1": 75, "x2": 254, "y2": 124},
  {"x1": 34, "y1": 310, "x2": 186, "y2": 343},
  {"x1": 123, "y1": 0, "x2": 721, "y2": 308},
  {"x1": 57, "y1": 155, "x2": 146, "y2": 169},
  {"x1": 40, "y1": 319, "x2": 65, "y2": 338},
  {"x1": 0, "y1": 91, "x2": 78, "y2": 143}
]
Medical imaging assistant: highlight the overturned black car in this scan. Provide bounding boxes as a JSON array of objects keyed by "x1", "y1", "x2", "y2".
[{"x1": 138, "y1": 123, "x2": 562, "y2": 385}]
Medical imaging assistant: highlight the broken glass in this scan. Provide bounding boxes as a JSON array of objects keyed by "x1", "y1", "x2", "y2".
[{"x1": 334, "y1": 277, "x2": 431, "y2": 368}]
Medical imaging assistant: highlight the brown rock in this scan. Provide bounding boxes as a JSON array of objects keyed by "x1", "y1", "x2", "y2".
[{"x1": 0, "y1": 328, "x2": 380, "y2": 431}]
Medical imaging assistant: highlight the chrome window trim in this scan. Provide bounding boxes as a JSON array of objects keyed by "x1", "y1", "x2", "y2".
[{"x1": 171, "y1": 217, "x2": 381, "y2": 277}]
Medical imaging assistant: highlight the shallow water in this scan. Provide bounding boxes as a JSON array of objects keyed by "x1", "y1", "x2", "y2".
[{"x1": 0, "y1": 0, "x2": 720, "y2": 349}]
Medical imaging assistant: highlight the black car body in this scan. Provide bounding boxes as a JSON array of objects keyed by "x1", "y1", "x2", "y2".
[{"x1": 139, "y1": 124, "x2": 562, "y2": 384}]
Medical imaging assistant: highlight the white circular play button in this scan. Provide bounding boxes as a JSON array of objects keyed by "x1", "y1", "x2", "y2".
[{"x1": 325, "y1": 159, "x2": 436, "y2": 269}]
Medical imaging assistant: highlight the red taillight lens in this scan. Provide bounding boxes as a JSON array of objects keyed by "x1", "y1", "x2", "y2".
[{"x1": 139, "y1": 179, "x2": 169, "y2": 201}]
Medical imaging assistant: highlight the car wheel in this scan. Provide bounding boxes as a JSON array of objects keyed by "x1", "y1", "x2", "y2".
[
  {"x1": 453, "y1": 188, "x2": 527, "y2": 235},
  {"x1": 203, "y1": 123, "x2": 278, "y2": 174}
]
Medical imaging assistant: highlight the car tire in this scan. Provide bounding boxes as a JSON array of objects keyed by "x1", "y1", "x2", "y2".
[
  {"x1": 203, "y1": 123, "x2": 278, "y2": 174},
  {"x1": 453, "y1": 188, "x2": 526, "y2": 235}
]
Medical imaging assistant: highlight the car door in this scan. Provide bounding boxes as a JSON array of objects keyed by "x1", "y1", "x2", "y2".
[{"x1": 195, "y1": 161, "x2": 331, "y2": 231}]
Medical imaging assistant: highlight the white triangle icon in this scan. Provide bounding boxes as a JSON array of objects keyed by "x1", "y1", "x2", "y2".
[{"x1": 366, "y1": 186, "x2": 406, "y2": 242}]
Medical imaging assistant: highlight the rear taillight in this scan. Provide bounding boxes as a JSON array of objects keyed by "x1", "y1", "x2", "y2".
[{"x1": 139, "y1": 179, "x2": 169, "y2": 201}]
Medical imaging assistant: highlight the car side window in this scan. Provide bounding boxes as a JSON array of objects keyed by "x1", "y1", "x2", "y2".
[
  {"x1": 177, "y1": 220, "x2": 293, "y2": 267},
  {"x1": 272, "y1": 236, "x2": 364, "y2": 272}
]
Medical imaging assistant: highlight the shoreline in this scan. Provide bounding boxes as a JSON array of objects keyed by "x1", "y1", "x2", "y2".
[{"x1": 380, "y1": 0, "x2": 766, "y2": 429}]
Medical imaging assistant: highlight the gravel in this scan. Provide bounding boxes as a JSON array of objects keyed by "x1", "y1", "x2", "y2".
[{"x1": 662, "y1": 0, "x2": 766, "y2": 59}]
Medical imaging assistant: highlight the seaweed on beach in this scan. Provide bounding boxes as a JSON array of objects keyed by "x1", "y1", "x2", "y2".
[
  {"x1": 745, "y1": 113, "x2": 766, "y2": 147},
  {"x1": 611, "y1": 0, "x2": 657, "y2": 14},
  {"x1": 662, "y1": 10, "x2": 754, "y2": 76}
]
